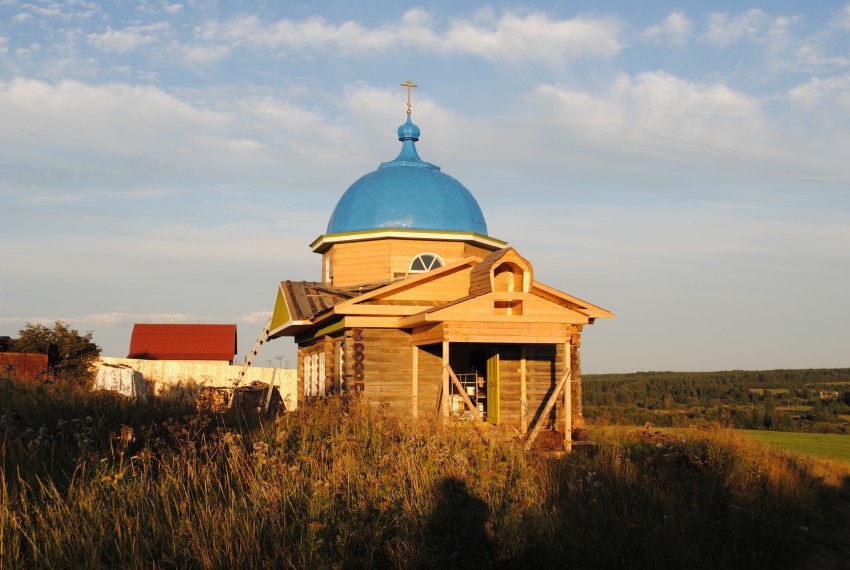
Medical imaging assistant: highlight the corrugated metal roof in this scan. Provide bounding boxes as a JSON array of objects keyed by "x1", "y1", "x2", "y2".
[
  {"x1": 0, "y1": 352, "x2": 49, "y2": 380},
  {"x1": 128, "y1": 324, "x2": 237, "y2": 361}
]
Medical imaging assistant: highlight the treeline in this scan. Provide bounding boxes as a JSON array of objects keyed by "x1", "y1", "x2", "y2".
[{"x1": 582, "y1": 368, "x2": 850, "y2": 434}]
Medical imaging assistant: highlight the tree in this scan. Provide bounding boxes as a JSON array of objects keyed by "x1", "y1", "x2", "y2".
[{"x1": 10, "y1": 321, "x2": 101, "y2": 379}]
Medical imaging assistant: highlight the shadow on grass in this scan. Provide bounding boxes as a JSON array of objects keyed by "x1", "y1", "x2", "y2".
[{"x1": 423, "y1": 477, "x2": 494, "y2": 568}]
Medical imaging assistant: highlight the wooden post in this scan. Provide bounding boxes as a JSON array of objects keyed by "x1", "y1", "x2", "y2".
[
  {"x1": 263, "y1": 365, "x2": 278, "y2": 413},
  {"x1": 564, "y1": 342, "x2": 572, "y2": 452},
  {"x1": 524, "y1": 370, "x2": 571, "y2": 452},
  {"x1": 520, "y1": 346, "x2": 528, "y2": 435},
  {"x1": 441, "y1": 340, "x2": 450, "y2": 420},
  {"x1": 412, "y1": 345, "x2": 419, "y2": 420}
]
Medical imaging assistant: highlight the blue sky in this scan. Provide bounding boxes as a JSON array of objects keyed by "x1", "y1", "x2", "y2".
[{"x1": 1, "y1": 1, "x2": 849, "y2": 373}]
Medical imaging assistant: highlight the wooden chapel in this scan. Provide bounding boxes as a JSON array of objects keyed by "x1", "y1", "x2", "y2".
[{"x1": 267, "y1": 85, "x2": 612, "y2": 444}]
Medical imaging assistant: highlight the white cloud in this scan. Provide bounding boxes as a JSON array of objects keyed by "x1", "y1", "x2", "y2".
[
  {"x1": 788, "y1": 74, "x2": 850, "y2": 111},
  {"x1": 239, "y1": 311, "x2": 272, "y2": 324},
  {"x1": 192, "y1": 8, "x2": 622, "y2": 65},
  {"x1": 0, "y1": 312, "x2": 200, "y2": 327},
  {"x1": 0, "y1": 77, "x2": 227, "y2": 155},
  {"x1": 535, "y1": 71, "x2": 765, "y2": 157},
  {"x1": 703, "y1": 9, "x2": 770, "y2": 46},
  {"x1": 791, "y1": 43, "x2": 850, "y2": 71},
  {"x1": 702, "y1": 9, "x2": 797, "y2": 49},
  {"x1": 441, "y1": 8, "x2": 622, "y2": 64},
  {"x1": 86, "y1": 22, "x2": 170, "y2": 53},
  {"x1": 836, "y1": 4, "x2": 850, "y2": 30},
  {"x1": 643, "y1": 11, "x2": 692, "y2": 45},
  {"x1": 177, "y1": 42, "x2": 230, "y2": 65}
]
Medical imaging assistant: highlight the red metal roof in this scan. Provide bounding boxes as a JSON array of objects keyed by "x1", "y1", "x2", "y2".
[{"x1": 128, "y1": 324, "x2": 237, "y2": 361}]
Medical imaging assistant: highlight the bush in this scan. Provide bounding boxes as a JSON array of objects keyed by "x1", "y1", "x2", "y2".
[{"x1": 9, "y1": 321, "x2": 101, "y2": 380}]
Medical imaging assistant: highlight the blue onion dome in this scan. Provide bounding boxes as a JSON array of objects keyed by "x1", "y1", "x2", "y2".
[{"x1": 326, "y1": 115, "x2": 488, "y2": 235}]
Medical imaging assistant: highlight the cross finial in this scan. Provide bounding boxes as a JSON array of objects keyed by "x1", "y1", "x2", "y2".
[{"x1": 400, "y1": 80, "x2": 418, "y2": 115}]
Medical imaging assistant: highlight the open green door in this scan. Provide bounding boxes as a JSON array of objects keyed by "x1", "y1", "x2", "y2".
[{"x1": 486, "y1": 352, "x2": 500, "y2": 424}]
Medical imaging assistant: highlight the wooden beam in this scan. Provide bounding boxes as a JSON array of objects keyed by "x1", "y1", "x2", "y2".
[
  {"x1": 445, "y1": 364, "x2": 483, "y2": 423},
  {"x1": 441, "y1": 340, "x2": 450, "y2": 420},
  {"x1": 412, "y1": 345, "x2": 419, "y2": 421},
  {"x1": 524, "y1": 370, "x2": 571, "y2": 452},
  {"x1": 520, "y1": 346, "x2": 527, "y2": 435},
  {"x1": 434, "y1": 369, "x2": 444, "y2": 422},
  {"x1": 343, "y1": 316, "x2": 402, "y2": 328},
  {"x1": 334, "y1": 304, "x2": 430, "y2": 316},
  {"x1": 564, "y1": 341, "x2": 572, "y2": 453}
]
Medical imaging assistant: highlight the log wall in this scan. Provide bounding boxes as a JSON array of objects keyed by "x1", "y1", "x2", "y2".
[
  {"x1": 293, "y1": 326, "x2": 581, "y2": 434},
  {"x1": 358, "y1": 328, "x2": 414, "y2": 412},
  {"x1": 327, "y1": 239, "x2": 495, "y2": 287}
]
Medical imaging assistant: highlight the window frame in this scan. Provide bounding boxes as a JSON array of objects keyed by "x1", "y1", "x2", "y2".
[{"x1": 409, "y1": 253, "x2": 445, "y2": 274}]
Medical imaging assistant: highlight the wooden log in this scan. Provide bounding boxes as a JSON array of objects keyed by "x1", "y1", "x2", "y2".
[
  {"x1": 445, "y1": 364, "x2": 483, "y2": 423},
  {"x1": 412, "y1": 345, "x2": 419, "y2": 420},
  {"x1": 441, "y1": 340, "x2": 450, "y2": 420},
  {"x1": 520, "y1": 346, "x2": 527, "y2": 435},
  {"x1": 524, "y1": 370, "x2": 571, "y2": 452},
  {"x1": 564, "y1": 341, "x2": 572, "y2": 453}
]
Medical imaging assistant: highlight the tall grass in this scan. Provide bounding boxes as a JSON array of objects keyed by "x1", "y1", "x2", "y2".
[{"x1": 2, "y1": 376, "x2": 847, "y2": 569}]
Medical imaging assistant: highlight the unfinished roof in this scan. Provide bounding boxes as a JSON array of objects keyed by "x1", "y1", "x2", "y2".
[
  {"x1": 269, "y1": 280, "x2": 389, "y2": 338},
  {"x1": 128, "y1": 324, "x2": 237, "y2": 361},
  {"x1": 281, "y1": 281, "x2": 359, "y2": 321}
]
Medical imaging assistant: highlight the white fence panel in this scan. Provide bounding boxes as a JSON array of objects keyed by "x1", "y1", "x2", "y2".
[{"x1": 99, "y1": 357, "x2": 298, "y2": 409}]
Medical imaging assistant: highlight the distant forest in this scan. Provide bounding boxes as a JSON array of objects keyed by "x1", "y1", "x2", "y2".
[{"x1": 582, "y1": 368, "x2": 850, "y2": 434}]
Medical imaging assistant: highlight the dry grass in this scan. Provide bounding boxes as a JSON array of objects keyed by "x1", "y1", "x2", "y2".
[{"x1": 2, "y1": 376, "x2": 848, "y2": 569}]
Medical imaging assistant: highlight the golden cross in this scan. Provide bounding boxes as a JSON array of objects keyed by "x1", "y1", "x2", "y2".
[{"x1": 400, "y1": 80, "x2": 418, "y2": 115}]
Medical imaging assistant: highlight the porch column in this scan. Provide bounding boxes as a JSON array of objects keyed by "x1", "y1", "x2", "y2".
[
  {"x1": 520, "y1": 346, "x2": 528, "y2": 435},
  {"x1": 564, "y1": 341, "x2": 572, "y2": 452},
  {"x1": 412, "y1": 345, "x2": 419, "y2": 420},
  {"x1": 441, "y1": 340, "x2": 450, "y2": 419}
]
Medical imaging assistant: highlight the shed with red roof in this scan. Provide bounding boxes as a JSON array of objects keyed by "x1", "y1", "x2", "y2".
[{"x1": 128, "y1": 324, "x2": 237, "y2": 363}]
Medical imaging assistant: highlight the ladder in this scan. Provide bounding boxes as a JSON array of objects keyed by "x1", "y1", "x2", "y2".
[{"x1": 233, "y1": 316, "x2": 272, "y2": 387}]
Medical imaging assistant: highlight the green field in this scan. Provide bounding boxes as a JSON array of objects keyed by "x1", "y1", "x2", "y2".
[{"x1": 737, "y1": 430, "x2": 850, "y2": 464}]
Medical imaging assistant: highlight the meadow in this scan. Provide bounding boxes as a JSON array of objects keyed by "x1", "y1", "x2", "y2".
[
  {"x1": 736, "y1": 430, "x2": 850, "y2": 464},
  {"x1": 2, "y1": 375, "x2": 849, "y2": 569}
]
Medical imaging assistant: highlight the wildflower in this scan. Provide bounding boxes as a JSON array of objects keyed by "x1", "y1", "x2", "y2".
[
  {"x1": 119, "y1": 426, "x2": 134, "y2": 445},
  {"x1": 222, "y1": 432, "x2": 240, "y2": 445},
  {"x1": 253, "y1": 441, "x2": 270, "y2": 455}
]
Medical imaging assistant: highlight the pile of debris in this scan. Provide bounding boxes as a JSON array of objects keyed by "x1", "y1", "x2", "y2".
[{"x1": 196, "y1": 382, "x2": 284, "y2": 415}]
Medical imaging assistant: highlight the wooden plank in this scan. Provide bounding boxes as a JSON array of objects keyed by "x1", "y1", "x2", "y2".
[
  {"x1": 343, "y1": 316, "x2": 402, "y2": 328},
  {"x1": 335, "y1": 304, "x2": 429, "y2": 316},
  {"x1": 411, "y1": 323, "x2": 444, "y2": 346}
]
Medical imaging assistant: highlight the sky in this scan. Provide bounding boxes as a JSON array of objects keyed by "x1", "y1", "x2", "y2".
[{"x1": 1, "y1": 1, "x2": 849, "y2": 374}]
